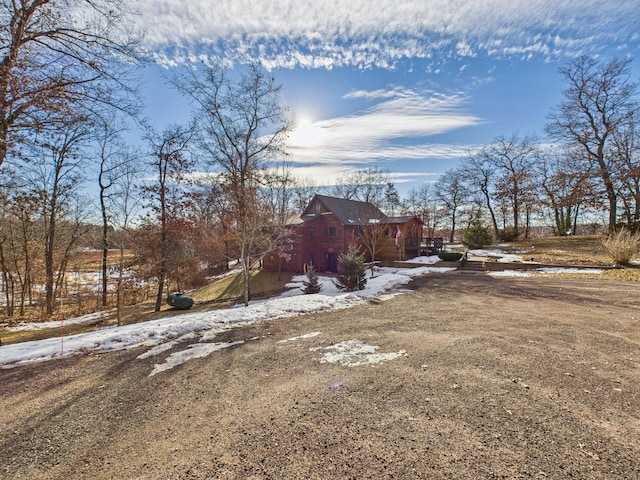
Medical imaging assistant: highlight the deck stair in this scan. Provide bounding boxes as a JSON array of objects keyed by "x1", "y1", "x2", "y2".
[{"x1": 457, "y1": 259, "x2": 486, "y2": 273}]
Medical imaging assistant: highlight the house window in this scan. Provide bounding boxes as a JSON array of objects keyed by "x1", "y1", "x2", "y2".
[
  {"x1": 315, "y1": 203, "x2": 321, "y2": 215},
  {"x1": 310, "y1": 227, "x2": 315, "y2": 238},
  {"x1": 328, "y1": 226, "x2": 337, "y2": 237}
]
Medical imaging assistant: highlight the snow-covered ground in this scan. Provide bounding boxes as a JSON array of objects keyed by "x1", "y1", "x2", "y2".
[
  {"x1": 0, "y1": 251, "x2": 614, "y2": 373},
  {"x1": 0, "y1": 256, "x2": 451, "y2": 371}
]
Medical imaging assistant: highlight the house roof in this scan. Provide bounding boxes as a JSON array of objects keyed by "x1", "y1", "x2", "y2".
[
  {"x1": 301, "y1": 195, "x2": 423, "y2": 226},
  {"x1": 303, "y1": 194, "x2": 386, "y2": 226}
]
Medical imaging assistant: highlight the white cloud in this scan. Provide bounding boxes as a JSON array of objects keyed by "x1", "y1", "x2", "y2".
[
  {"x1": 137, "y1": 0, "x2": 639, "y2": 68},
  {"x1": 343, "y1": 87, "x2": 413, "y2": 101},
  {"x1": 285, "y1": 89, "x2": 481, "y2": 167},
  {"x1": 280, "y1": 89, "x2": 479, "y2": 187}
]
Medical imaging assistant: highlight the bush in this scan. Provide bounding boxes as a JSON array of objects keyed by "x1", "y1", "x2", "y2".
[
  {"x1": 600, "y1": 230, "x2": 640, "y2": 266},
  {"x1": 462, "y1": 214, "x2": 493, "y2": 248},
  {"x1": 302, "y1": 265, "x2": 322, "y2": 294},
  {"x1": 334, "y1": 244, "x2": 367, "y2": 291},
  {"x1": 437, "y1": 251, "x2": 464, "y2": 261},
  {"x1": 497, "y1": 227, "x2": 519, "y2": 242}
]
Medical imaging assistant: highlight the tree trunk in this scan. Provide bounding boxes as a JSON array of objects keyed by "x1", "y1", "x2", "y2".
[
  {"x1": 242, "y1": 250, "x2": 251, "y2": 307},
  {"x1": 154, "y1": 269, "x2": 165, "y2": 312},
  {"x1": 449, "y1": 208, "x2": 457, "y2": 243},
  {"x1": 101, "y1": 245, "x2": 108, "y2": 307},
  {"x1": 45, "y1": 210, "x2": 57, "y2": 316},
  {"x1": 0, "y1": 244, "x2": 14, "y2": 317},
  {"x1": 100, "y1": 193, "x2": 109, "y2": 308},
  {"x1": 116, "y1": 247, "x2": 124, "y2": 326}
]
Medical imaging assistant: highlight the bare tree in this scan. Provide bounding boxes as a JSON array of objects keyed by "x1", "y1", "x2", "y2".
[
  {"x1": 0, "y1": 188, "x2": 42, "y2": 318},
  {"x1": 357, "y1": 218, "x2": 388, "y2": 275},
  {"x1": 434, "y1": 168, "x2": 470, "y2": 243},
  {"x1": 290, "y1": 175, "x2": 318, "y2": 213},
  {"x1": 0, "y1": 187, "x2": 20, "y2": 317},
  {"x1": 93, "y1": 116, "x2": 134, "y2": 307},
  {"x1": 187, "y1": 177, "x2": 237, "y2": 270},
  {"x1": 173, "y1": 63, "x2": 291, "y2": 306},
  {"x1": 0, "y1": 0, "x2": 142, "y2": 168},
  {"x1": 143, "y1": 123, "x2": 195, "y2": 312},
  {"x1": 478, "y1": 134, "x2": 539, "y2": 239},
  {"x1": 546, "y1": 56, "x2": 639, "y2": 230},
  {"x1": 465, "y1": 152, "x2": 499, "y2": 237},
  {"x1": 262, "y1": 161, "x2": 300, "y2": 280},
  {"x1": 611, "y1": 115, "x2": 640, "y2": 227},
  {"x1": 401, "y1": 184, "x2": 442, "y2": 238},
  {"x1": 327, "y1": 166, "x2": 391, "y2": 206},
  {"x1": 23, "y1": 118, "x2": 93, "y2": 316},
  {"x1": 106, "y1": 153, "x2": 141, "y2": 325},
  {"x1": 538, "y1": 146, "x2": 594, "y2": 235}
]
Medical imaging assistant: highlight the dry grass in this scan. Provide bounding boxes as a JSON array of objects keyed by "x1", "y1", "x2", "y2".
[
  {"x1": 496, "y1": 235, "x2": 640, "y2": 281},
  {"x1": 599, "y1": 230, "x2": 640, "y2": 265},
  {"x1": 191, "y1": 269, "x2": 293, "y2": 303},
  {"x1": 498, "y1": 235, "x2": 615, "y2": 265}
]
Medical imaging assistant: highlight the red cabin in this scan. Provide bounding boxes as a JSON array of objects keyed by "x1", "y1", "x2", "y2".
[{"x1": 263, "y1": 195, "x2": 428, "y2": 274}]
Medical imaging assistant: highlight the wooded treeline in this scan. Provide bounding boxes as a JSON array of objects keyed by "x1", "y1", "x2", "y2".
[{"x1": 0, "y1": 2, "x2": 638, "y2": 320}]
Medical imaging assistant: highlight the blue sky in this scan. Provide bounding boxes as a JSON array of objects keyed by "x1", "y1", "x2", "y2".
[{"x1": 135, "y1": 0, "x2": 640, "y2": 196}]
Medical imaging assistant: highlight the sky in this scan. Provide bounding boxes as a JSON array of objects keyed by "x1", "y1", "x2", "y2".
[
  {"x1": 0, "y1": 252, "x2": 608, "y2": 372},
  {"x1": 132, "y1": 0, "x2": 640, "y2": 196}
]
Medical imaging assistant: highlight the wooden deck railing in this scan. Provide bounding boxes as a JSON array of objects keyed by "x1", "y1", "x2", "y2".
[{"x1": 405, "y1": 237, "x2": 444, "y2": 254}]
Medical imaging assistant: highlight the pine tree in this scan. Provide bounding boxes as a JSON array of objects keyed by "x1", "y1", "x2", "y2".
[
  {"x1": 302, "y1": 265, "x2": 322, "y2": 294},
  {"x1": 462, "y1": 212, "x2": 493, "y2": 248},
  {"x1": 334, "y1": 244, "x2": 368, "y2": 291}
]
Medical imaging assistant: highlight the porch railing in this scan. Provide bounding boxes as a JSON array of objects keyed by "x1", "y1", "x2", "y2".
[{"x1": 405, "y1": 237, "x2": 444, "y2": 255}]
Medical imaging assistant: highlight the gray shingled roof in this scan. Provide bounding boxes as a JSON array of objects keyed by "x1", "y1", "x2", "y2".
[{"x1": 303, "y1": 195, "x2": 387, "y2": 226}]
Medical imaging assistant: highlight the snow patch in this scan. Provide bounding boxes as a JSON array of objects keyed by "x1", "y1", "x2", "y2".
[
  {"x1": 317, "y1": 340, "x2": 406, "y2": 367},
  {"x1": 4, "y1": 311, "x2": 110, "y2": 332},
  {"x1": 489, "y1": 267, "x2": 604, "y2": 277},
  {"x1": 136, "y1": 332, "x2": 198, "y2": 359},
  {"x1": 149, "y1": 341, "x2": 244, "y2": 376},
  {"x1": 278, "y1": 332, "x2": 322, "y2": 343}
]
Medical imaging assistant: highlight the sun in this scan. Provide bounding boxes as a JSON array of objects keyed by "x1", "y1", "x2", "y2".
[
  {"x1": 290, "y1": 115, "x2": 323, "y2": 147},
  {"x1": 296, "y1": 115, "x2": 313, "y2": 129}
]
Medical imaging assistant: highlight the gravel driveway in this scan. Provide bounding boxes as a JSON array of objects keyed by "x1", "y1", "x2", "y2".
[{"x1": 1, "y1": 272, "x2": 639, "y2": 479}]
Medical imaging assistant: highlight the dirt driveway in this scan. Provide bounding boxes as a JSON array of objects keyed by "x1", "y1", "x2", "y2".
[{"x1": 1, "y1": 272, "x2": 639, "y2": 479}]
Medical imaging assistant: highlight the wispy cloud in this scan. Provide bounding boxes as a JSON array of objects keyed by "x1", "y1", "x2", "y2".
[
  {"x1": 283, "y1": 88, "x2": 480, "y2": 186},
  {"x1": 287, "y1": 89, "x2": 480, "y2": 154},
  {"x1": 138, "y1": 0, "x2": 639, "y2": 68},
  {"x1": 135, "y1": 0, "x2": 638, "y2": 192},
  {"x1": 343, "y1": 87, "x2": 414, "y2": 101}
]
